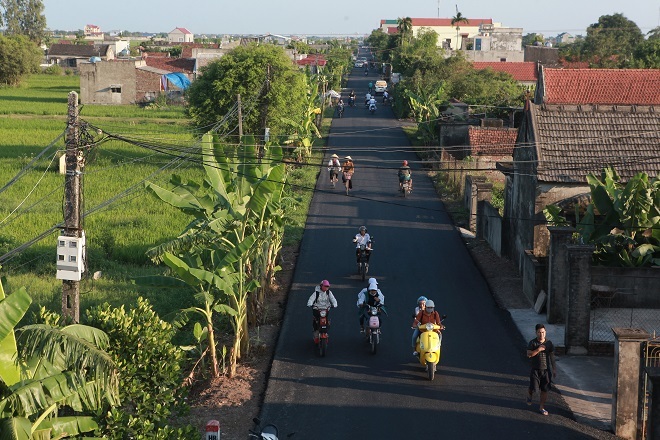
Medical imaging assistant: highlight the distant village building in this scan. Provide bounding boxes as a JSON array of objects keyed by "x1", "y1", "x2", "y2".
[
  {"x1": 168, "y1": 27, "x2": 194, "y2": 44},
  {"x1": 555, "y1": 32, "x2": 575, "y2": 45},
  {"x1": 84, "y1": 24, "x2": 103, "y2": 37},
  {"x1": 379, "y1": 18, "x2": 523, "y2": 61}
]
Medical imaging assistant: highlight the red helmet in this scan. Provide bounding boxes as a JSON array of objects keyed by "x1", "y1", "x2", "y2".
[{"x1": 402, "y1": 160, "x2": 408, "y2": 166}]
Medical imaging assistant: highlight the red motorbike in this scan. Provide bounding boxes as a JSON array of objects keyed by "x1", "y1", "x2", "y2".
[{"x1": 313, "y1": 308, "x2": 331, "y2": 357}]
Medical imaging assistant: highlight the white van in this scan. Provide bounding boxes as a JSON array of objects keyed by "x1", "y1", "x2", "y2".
[{"x1": 374, "y1": 80, "x2": 387, "y2": 95}]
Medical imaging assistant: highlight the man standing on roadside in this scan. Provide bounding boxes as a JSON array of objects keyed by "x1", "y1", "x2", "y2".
[{"x1": 526, "y1": 323, "x2": 557, "y2": 416}]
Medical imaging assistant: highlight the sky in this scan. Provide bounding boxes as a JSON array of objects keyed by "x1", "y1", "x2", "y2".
[{"x1": 43, "y1": 0, "x2": 660, "y2": 37}]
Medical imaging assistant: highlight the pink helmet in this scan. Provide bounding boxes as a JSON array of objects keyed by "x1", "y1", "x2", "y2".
[{"x1": 321, "y1": 280, "x2": 330, "y2": 287}]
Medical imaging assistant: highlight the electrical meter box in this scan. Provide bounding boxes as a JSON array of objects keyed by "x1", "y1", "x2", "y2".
[{"x1": 56, "y1": 233, "x2": 85, "y2": 281}]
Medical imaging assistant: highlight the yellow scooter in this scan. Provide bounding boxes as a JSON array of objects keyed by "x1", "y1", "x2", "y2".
[{"x1": 414, "y1": 317, "x2": 446, "y2": 380}]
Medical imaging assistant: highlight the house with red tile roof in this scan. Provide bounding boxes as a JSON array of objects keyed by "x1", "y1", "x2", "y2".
[
  {"x1": 468, "y1": 126, "x2": 517, "y2": 156},
  {"x1": 473, "y1": 62, "x2": 537, "y2": 87},
  {"x1": 168, "y1": 27, "x2": 194, "y2": 44},
  {"x1": 504, "y1": 67, "x2": 660, "y2": 282}
]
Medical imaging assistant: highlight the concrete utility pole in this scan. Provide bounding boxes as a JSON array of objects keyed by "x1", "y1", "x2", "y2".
[
  {"x1": 237, "y1": 93, "x2": 243, "y2": 139},
  {"x1": 259, "y1": 65, "x2": 271, "y2": 161},
  {"x1": 62, "y1": 91, "x2": 82, "y2": 323}
]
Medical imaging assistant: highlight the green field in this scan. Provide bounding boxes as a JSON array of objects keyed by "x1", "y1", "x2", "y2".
[{"x1": 0, "y1": 74, "x2": 323, "y2": 321}]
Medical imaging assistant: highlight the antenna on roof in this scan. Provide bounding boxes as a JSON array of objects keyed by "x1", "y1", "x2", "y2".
[{"x1": 437, "y1": 0, "x2": 440, "y2": 18}]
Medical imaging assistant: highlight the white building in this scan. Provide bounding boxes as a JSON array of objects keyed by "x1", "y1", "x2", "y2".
[{"x1": 168, "y1": 27, "x2": 194, "y2": 44}]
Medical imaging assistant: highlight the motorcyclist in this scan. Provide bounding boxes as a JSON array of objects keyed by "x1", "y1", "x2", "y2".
[
  {"x1": 368, "y1": 81, "x2": 373, "y2": 94},
  {"x1": 336, "y1": 99, "x2": 345, "y2": 117},
  {"x1": 353, "y1": 225, "x2": 372, "y2": 269},
  {"x1": 383, "y1": 90, "x2": 390, "y2": 104},
  {"x1": 411, "y1": 296, "x2": 427, "y2": 352},
  {"x1": 307, "y1": 279, "x2": 338, "y2": 340},
  {"x1": 368, "y1": 97, "x2": 377, "y2": 112},
  {"x1": 348, "y1": 90, "x2": 356, "y2": 107},
  {"x1": 411, "y1": 299, "x2": 443, "y2": 356},
  {"x1": 364, "y1": 92, "x2": 372, "y2": 107},
  {"x1": 327, "y1": 153, "x2": 341, "y2": 185},
  {"x1": 342, "y1": 156, "x2": 354, "y2": 190},
  {"x1": 364, "y1": 68, "x2": 368, "y2": 76},
  {"x1": 398, "y1": 160, "x2": 412, "y2": 191},
  {"x1": 357, "y1": 280, "x2": 385, "y2": 332}
]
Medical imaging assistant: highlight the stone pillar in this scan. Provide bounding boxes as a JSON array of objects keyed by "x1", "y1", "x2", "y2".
[
  {"x1": 646, "y1": 367, "x2": 660, "y2": 440},
  {"x1": 546, "y1": 227, "x2": 575, "y2": 324},
  {"x1": 612, "y1": 328, "x2": 649, "y2": 440},
  {"x1": 465, "y1": 175, "x2": 488, "y2": 232},
  {"x1": 564, "y1": 244, "x2": 594, "y2": 355}
]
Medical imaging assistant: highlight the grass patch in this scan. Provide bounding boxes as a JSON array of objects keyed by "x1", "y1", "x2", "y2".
[{"x1": 0, "y1": 73, "x2": 327, "y2": 324}]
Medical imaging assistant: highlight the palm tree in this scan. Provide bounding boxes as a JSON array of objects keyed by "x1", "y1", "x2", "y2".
[
  {"x1": 396, "y1": 17, "x2": 413, "y2": 46},
  {"x1": 451, "y1": 8, "x2": 469, "y2": 50}
]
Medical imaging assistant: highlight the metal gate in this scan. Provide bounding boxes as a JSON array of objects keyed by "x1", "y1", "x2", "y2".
[{"x1": 641, "y1": 337, "x2": 660, "y2": 439}]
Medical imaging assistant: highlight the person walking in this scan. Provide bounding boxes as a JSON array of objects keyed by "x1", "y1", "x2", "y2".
[{"x1": 526, "y1": 323, "x2": 557, "y2": 416}]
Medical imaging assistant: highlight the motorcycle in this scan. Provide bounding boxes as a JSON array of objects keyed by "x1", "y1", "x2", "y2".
[
  {"x1": 369, "y1": 103, "x2": 376, "y2": 114},
  {"x1": 400, "y1": 175, "x2": 412, "y2": 197},
  {"x1": 313, "y1": 308, "x2": 331, "y2": 357},
  {"x1": 364, "y1": 69, "x2": 368, "y2": 76},
  {"x1": 362, "y1": 304, "x2": 387, "y2": 354},
  {"x1": 337, "y1": 104, "x2": 344, "y2": 118},
  {"x1": 248, "y1": 418, "x2": 281, "y2": 440},
  {"x1": 348, "y1": 96, "x2": 355, "y2": 107},
  {"x1": 414, "y1": 316, "x2": 446, "y2": 380},
  {"x1": 356, "y1": 243, "x2": 372, "y2": 281}
]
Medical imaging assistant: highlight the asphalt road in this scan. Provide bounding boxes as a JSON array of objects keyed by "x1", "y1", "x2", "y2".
[{"x1": 259, "y1": 54, "x2": 616, "y2": 440}]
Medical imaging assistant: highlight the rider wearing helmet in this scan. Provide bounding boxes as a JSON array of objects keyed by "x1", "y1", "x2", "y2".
[
  {"x1": 342, "y1": 156, "x2": 355, "y2": 190},
  {"x1": 413, "y1": 295, "x2": 427, "y2": 317},
  {"x1": 356, "y1": 279, "x2": 385, "y2": 332},
  {"x1": 353, "y1": 226, "x2": 372, "y2": 268},
  {"x1": 411, "y1": 298, "x2": 442, "y2": 356},
  {"x1": 398, "y1": 160, "x2": 412, "y2": 191},
  {"x1": 307, "y1": 280, "x2": 338, "y2": 338}
]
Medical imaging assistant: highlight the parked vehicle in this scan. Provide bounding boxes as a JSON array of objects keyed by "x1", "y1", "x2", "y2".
[
  {"x1": 248, "y1": 418, "x2": 282, "y2": 440},
  {"x1": 362, "y1": 304, "x2": 387, "y2": 354}
]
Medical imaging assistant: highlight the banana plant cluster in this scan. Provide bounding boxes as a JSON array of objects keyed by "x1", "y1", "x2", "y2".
[
  {"x1": 142, "y1": 133, "x2": 287, "y2": 378},
  {"x1": 281, "y1": 75, "x2": 322, "y2": 162},
  {"x1": 544, "y1": 167, "x2": 660, "y2": 267},
  {"x1": 406, "y1": 85, "x2": 449, "y2": 146},
  {"x1": 0, "y1": 279, "x2": 119, "y2": 439}
]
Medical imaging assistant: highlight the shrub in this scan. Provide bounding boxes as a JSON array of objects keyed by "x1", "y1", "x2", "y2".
[
  {"x1": 86, "y1": 297, "x2": 198, "y2": 440},
  {"x1": 43, "y1": 64, "x2": 62, "y2": 75}
]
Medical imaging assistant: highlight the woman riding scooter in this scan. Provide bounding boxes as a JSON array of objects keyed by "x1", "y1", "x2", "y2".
[{"x1": 411, "y1": 299, "x2": 442, "y2": 356}]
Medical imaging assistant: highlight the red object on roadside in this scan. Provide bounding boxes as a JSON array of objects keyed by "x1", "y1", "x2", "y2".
[{"x1": 205, "y1": 420, "x2": 220, "y2": 440}]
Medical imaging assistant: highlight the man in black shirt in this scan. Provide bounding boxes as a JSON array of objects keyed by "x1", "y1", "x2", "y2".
[{"x1": 526, "y1": 323, "x2": 557, "y2": 415}]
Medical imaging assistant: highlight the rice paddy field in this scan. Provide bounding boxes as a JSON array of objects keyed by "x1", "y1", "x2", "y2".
[{"x1": 0, "y1": 74, "x2": 324, "y2": 320}]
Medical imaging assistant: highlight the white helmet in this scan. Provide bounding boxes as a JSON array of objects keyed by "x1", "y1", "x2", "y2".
[{"x1": 426, "y1": 300, "x2": 435, "y2": 308}]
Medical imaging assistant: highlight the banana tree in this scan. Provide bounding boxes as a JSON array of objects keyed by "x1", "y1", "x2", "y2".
[
  {"x1": 281, "y1": 81, "x2": 321, "y2": 162},
  {"x1": 544, "y1": 167, "x2": 660, "y2": 267},
  {"x1": 0, "y1": 279, "x2": 119, "y2": 439},
  {"x1": 145, "y1": 133, "x2": 286, "y2": 368},
  {"x1": 406, "y1": 84, "x2": 449, "y2": 145}
]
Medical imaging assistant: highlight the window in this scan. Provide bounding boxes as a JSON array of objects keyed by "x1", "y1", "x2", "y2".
[
  {"x1": 110, "y1": 85, "x2": 122, "y2": 93},
  {"x1": 59, "y1": 240, "x2": 65, "y2": 247},
  {"x1": 69, "y1": 255, "x2": 77, "y2": 262},
  {"x1": 69, "y1": 241, "x2": 78, "y2": 248},
  {"x1": 58, "y1": 254, "x2": 65, "y2": 261}
]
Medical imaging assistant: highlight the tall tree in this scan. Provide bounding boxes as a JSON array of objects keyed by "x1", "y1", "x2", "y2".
[
  {"x1": 1, "y1": 0, "x2": 46, "y2": 43},
  {"x1": 451, "y1": 9, "x2": 469, "y2": 50},
  {"x1": 0, "y1": 34, "x2": 42, "y2": 86},
  {"x1": 583, "y1": 13, "x2": 643, "y2": 67},
  {"x1": 186, "y1": 43, "x2": 307, "y2": 138},
  {"x1": 396, "y1": 16, "x2": 413, "y2": 46}
]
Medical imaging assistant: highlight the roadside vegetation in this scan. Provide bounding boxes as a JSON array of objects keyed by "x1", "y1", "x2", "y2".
[{"x1": 0, "y1": 35, "x2": 347, "y2": 436}]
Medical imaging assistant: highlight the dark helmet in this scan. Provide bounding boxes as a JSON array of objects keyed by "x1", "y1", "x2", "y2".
[{"x1": 359, "y1": 226, "x2": 367, "y2": 233}]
